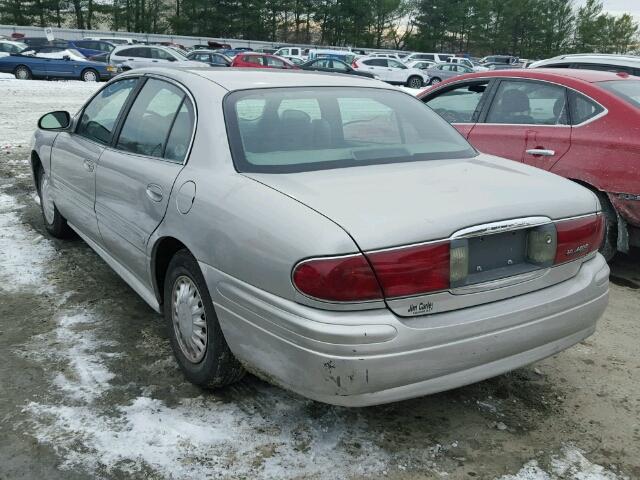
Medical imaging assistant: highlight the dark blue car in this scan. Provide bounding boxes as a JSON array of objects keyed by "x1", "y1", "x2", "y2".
[
  {"x1": 0, "y1": 52, "x2": 119, "y2": 81},
  {"x1": 67, "y1": 40, "x2": 115, "y2": 58}
]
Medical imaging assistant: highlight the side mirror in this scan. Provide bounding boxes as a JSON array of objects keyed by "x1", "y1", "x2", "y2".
[
  {"x1": 63, "y1": 55, "x2": 71, "y2": 61},
  {"x1": 167, "y1": 57, "x2": 177, "y2": 62},
  {"x1": 38, "y1": 111, "x2": 71, "y2": 130}
]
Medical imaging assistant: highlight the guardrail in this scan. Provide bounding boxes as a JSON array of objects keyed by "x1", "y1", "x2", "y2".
[{"x1": 0, "y1": 24, "x2": 403, "y2": 54}]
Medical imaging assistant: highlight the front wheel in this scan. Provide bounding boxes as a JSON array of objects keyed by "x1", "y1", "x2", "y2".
[
  {"x1": 14, "y1": 65, "x2": 32, "y2": 80},
  {"x1": 429, "y1": 77, "x2": 441, "y2": 85},
  {"x1": 81, "y1": 68, "x2": 99, "y2": 82},
  {"x1": 38, "y1": 168, "x2": 72, "y2": 238},
  {"x1": 164, "y1": 249, "x2": 245, "y2": 388},
  {"x1": 406, "y1": 76, "x2": 423, "y2": 89}
]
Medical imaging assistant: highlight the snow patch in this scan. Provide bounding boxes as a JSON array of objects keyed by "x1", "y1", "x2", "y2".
[
  {"x1": 0, "y1": 189, "x2": 56, "y2": 293},
  {"x1": 498, "y1": 445, "x2": 628, "y2": 480}
]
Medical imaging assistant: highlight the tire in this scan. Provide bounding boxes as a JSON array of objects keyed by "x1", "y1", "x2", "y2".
[
  {"x1": 406, "y1": 75, "x2": 423, "y2": 89},
  {"x1": 594, "y1": 190, "x2": 618, "y2": 262},
  {"x1": 14, "y1": 65, "x2": 32, "y2": 80},
  {"x1": 81, "y1": 68, "x2": 99, "y2": 82},
  {"x1": 429, "y1": 77, "x2": 441, "y2": 85},
  {"x1": 164, "y1": 249, "x2": 245, "y2": 388},
  {"x1": 37, "y1": 167, "x2": 72, "y2": 238}
]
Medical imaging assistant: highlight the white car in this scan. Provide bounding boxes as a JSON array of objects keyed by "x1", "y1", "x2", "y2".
[
  {"x1": 0, "y1": 39, "x2": 26, "y2": 58},
  {"x1": 528, "y1": 53, "x2": 640, "y2": 76},
  {"x1": 85, "y1": 36, "x2": 137, "y2": 45},
  {"x1": 109, "y1": 45, "x2": 205, "y2": 70},
  {"x1": 273, "y1": 46, "x2": 307, "y2": 61},
  {"x1": 354, "y1": 56, "x2": 428, "y2": 89},
  {"x1": 404, "y1": 52, "x2": 454, "y2": 64}
]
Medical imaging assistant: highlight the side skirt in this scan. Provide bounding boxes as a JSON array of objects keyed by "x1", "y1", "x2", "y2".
[{"x1": 68, "y1": 222, "x2": 161, "y2": 313}]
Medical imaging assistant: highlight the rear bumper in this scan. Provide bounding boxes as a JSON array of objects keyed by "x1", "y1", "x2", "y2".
[{"x1": 202, "y1": 254, "x2": 609, "y2": 407}]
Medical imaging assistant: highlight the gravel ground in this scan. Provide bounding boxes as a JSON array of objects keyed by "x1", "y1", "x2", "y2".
[{"x1": 0, "y1": 79, "x2": 639, "y2": 480}]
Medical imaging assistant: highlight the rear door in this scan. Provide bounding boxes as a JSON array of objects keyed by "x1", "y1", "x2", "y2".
[
  {"x1": 95, "y1": 77, "x2": 195, "y2": 281},
  {"x1": 469, "y1": 79, "x2": 571, "y2": 167},
  {"x1": 422, "y1": 80, "x2": 492, "y2": 138}
]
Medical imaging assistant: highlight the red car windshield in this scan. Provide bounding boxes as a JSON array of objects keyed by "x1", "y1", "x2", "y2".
[{"x1": 599, "y1": 80, "x2": 640, "y2": 109}]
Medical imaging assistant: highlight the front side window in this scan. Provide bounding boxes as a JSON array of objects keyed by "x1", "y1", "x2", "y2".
[
  {"x1": 599, "y1": 79, "x2": 640, "y2": 109},
  {"x1": 152, "y1": 48, "x2": 175, "y2": 61},
  {"x1": 116, "y1": 79, "x2": 191, "y2": 159},
  {"x1": 426, "y1": 82, "x2": 489, "y2": 123},
  {"x1": 265, "y1": 56, "x2": 285, "y2": 68},
  {"x1": 77, "y1": 78, "x2": 138, "y2": 145},
  {"x1": 388, "y1": 59, "x2": 406, "y2": 69},
  {"x1": 313, "y1": 59, "x2": 332, "y2": 69},
  {"x1": 486, "y1": 80, "x2": 568, "y2": 125},
  {"x1": 225, "y1": 87, "x2": 476, "y2": 173},
  {"x1": 364, "y1": 58, "x2": 387, "y2": 67},
  {"x1": 331, "y1": 60, "x2": 349, "y2": 72}
]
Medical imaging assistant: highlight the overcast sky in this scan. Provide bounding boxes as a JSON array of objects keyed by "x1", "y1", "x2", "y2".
[{"x1": 576, "y1": 0, "x2": 640, "y2": 19}]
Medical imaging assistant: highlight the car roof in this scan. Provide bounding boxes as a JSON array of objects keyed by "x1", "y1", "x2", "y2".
[
  {"x1": 533, "y1": 54, "x2": 640, "y2": 68},
  {"x1": 434, "y1": 68, "x2": 634, "y2": 83},
  {"x1": 132, "y1": 67, "x2": 392, "y2": 91}
]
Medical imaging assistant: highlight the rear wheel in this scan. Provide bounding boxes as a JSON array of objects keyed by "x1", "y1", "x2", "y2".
[
  {"x1": 164, "y1": 249, "x2": 245, "y2": 388},
  {"x1": 81, "y1": 68, "x2": 99, "y2": 82},
  {"x1": 429, "y1": 77, "x2": 441, "y2": 85},
  {"x1": 594, "y1": 190, "x2": 618, "y2": 261},
  {"x1": 14, "y1": 65, "x2": 32, "y2": 80},
  {"x1": 38, "y1": 167, "x2": 72, "y2": 238},
  {"x1": 406, "y1": 76, "x2": 423, "y2": 89}
]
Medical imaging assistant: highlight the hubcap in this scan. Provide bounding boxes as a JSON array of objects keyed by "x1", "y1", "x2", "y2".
[
  {"x1": 16, "y1": 68, "x2": 28, "y2": 79},
  {"x1": 432, "y1": 79, "x2": 440, "y2": 84},
  {"x1": 172, "y1": 275, "x2": 207, "y2": 363},
  {"x1": 410, "y1": 78, "x2": 421, "y2": 88},
  {"x1": 84, "y1": 71, "x2": 97, "y2": 82},
  {"x1": 40, "y1": 174, "x2": 55, "y2": 225}
]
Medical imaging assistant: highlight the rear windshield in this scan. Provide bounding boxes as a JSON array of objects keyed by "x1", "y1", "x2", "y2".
[
  {"x1": 599, "y1": 80, "x2": 640, "y2": 108},
  {"x1": 224, "y1": 87, "x2": 476, "y2": 173}
]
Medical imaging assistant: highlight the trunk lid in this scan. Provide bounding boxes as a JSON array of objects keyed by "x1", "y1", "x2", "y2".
[{"x1": 244, "y1": 154, "x2": 598, "y2": 251}]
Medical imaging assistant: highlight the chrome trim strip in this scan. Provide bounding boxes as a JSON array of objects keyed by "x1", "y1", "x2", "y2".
[{"x1": 451, "y1": 216, "x2": 552, "y2": 239}]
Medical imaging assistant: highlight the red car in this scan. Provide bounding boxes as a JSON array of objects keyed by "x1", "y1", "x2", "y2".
[
  {"x1": 231, "y1": 52, "x2": 299, "y2": 70},
  {"x1": 419, "y1": 68, "x2": 640, "y2": 259}
]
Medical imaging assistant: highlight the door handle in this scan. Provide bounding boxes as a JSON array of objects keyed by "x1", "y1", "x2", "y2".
[
  {"x1": 526, "y1": 148, "x2": 555, "y2": 157},
  {"x1": 146, "y1": 184, "x2": 163, "y2": 202},
  {"x1": 83, "y1": 159, "x2": 95, "y2": 172}
]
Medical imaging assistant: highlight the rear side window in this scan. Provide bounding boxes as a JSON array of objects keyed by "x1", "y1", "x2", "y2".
[
  {"x1": 116, "y1": 79, "x2": 192, "y2": 160},
  {"x1": 598, "y1": 79, "x2": 640, "y2": 109},
  {"x1": 224, "y1": 87, "x2": 476, "y2": 173},
  {"x1": 569, "y1": 91, "x2": 604, "y2": 124},
  {"x1": 118, "y1": 47, "x2": 145, "y2": 57},
  {"x1": 486, "y1": 80, "x2": 568, "y2": 125},
  {"x1": 77, "y1": 78, "x2": 138, "y2": 144},
  {"x1": 363, "y1": 58, "x2": 387, "y2": 67}
]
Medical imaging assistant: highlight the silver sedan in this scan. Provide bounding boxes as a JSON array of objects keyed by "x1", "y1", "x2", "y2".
[{"x1": 31, "y1": 68, "x2": 609, "y2": 406}]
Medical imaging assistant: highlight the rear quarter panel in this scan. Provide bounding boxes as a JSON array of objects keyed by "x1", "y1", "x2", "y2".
[{"x1": 551, "y1": 92, "x2": 640, "y2": 226}]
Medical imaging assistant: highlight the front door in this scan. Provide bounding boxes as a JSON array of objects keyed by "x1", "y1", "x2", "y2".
[
  {"x1": 51, "y1": 78, "x2": 140, "y2": 241},
  {"x1": 422, "y1": 80, "x2": 492, "y2": 139},
  {"x1": 469, "y1": 79, "x2": 571, "y2": 166},
  {"x1": 95, "y1": 77, "x2": 195, "y2": 282}
]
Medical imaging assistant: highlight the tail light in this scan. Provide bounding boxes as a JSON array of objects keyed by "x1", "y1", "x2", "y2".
[
  {"x1": 352, "y1": 60, "x2": 358, "y2": 68},
  {"x1": 293, "y1": 214, "x2": 603, "y2": 303},
  {"x1": 366, "y1": 242, "x2": 450, "y2": 298},
  {"x1": 292, "y1": 254, "x2": 382, "y2": 302},
  {"x1": 554, "y1": 214, "x2": 604, "y2": 265}
]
